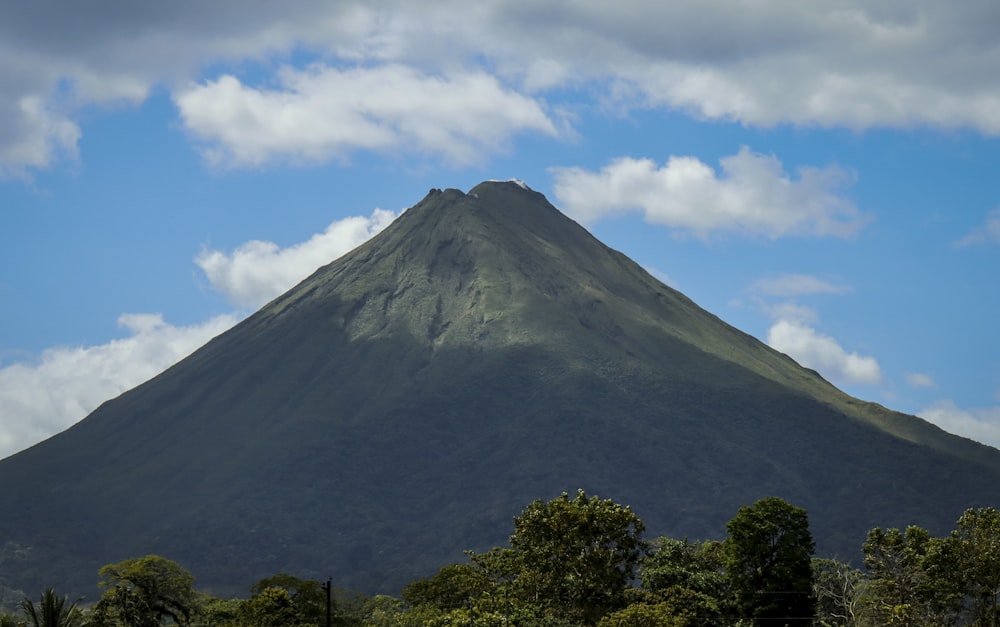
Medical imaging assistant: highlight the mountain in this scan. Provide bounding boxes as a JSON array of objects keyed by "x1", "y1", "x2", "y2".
[{"x1": 1, "y1": 180, "x2": 998, "y2": 601}]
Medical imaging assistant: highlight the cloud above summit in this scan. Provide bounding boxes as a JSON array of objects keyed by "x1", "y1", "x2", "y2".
[{"x1": 5, "y1": 1, "x2": 1000, "y2": 173}]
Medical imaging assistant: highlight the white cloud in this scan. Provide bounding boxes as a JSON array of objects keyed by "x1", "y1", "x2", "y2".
[
  {"x1": 956, "y1": 207, "x2": 1000, "y2": 246},
  {"x1": 196, "y1": 208, "x2": 398, "y2": 308},
  {"x1": 747, "y1": 275, "x2": 879, "y2": 388},
  {"x1": 175, "y1": 65, "x2": 559, "y2": 168},
  {"x1": 767, "y1": 319, "x2": 883, "y2": 386},
  {"x1": 0, "y1": 0, "x2": 360, "y2": 172},
  {"x1": 551, "y1": 147, "x2": 867, "y2": 238},
  {"x1": 0, "y1": 94, "x2": 80, "y2": 177},
  {"x1": 514, "y1": 2, "x2": 1000, "y2": 133},
  {"x1": 0, "y1": 312, "x2": 238, "y2": 459},
  {"x1": 748, "y1": 273, "x2": 851, "y2": 297},
  {"x1": 6, "y1": 1, "x2": 1000, "y2": 172},
  {"x1": 905, "y1": 372, "x2": 936, "y2": 389},
  {"x1": 919, "y1": 400, "x2": 1000, "y2": 449}
]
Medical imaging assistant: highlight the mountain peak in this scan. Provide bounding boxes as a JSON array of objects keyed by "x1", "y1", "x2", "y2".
[
  {"x1": 476, "y1": 178, "x2": 532, "y2": 191},
  {"x1": 264, "y1": 178, "x2": 623, "y2": 352},
  {"x1": 406, "y1": 179, "x2": 556, "y2": 229}
]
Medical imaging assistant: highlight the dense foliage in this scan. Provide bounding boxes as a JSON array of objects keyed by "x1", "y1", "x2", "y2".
[
  {"x1": 3, "y1": 496, "x2": 1000, "y2": 626},
  {"x1": 724, "y1": 497, "x2": 816, "y2": 625}
]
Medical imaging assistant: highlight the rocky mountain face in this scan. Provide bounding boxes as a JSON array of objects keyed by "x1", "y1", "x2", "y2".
[{"x1": 1, "y1": 180, "x2": 997, "y2": 599}]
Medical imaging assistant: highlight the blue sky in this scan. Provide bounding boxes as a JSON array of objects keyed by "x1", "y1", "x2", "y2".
[{"x1": 1, "y1": 1, "x2": 999, "y2": 458}]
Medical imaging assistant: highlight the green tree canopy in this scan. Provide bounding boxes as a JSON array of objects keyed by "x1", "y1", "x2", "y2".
[
  {"x1": 862, "y1": 525, "x2": 952, "y2": 626},
  {"x1": 237, "y1": 586, "x2": 314, "y2": 627},
  {"x1": 596, "y1": 601, "x2": 689, "y2": 627},
  {"x1": 93, "y1": 555, "x2": 199, "y2": 626},
  {"x1": 250, "y1": 573, "x2": 327, "y2": 625},
  {"x1": 641, "y1": 537, "x2": 726, "y2": 599},
  {"x1": 724, "y1": 496, "x2": 816, "y2": 626},
  {"x1": 954, "y1": 507, "x2": 1000, "y2": 626},
  {"x1": 929, "y1": 507, "x2": 1000, "y2": 626},
  {"x1": 402, "y1": 563, "x2": 492, "y2": 612},
  {"x1": 507, "y1": 489, "x2": 647, "y2": 625}
]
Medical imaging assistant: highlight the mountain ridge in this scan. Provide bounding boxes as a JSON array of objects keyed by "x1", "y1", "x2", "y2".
[{"x1": 0, "y1": 180, "x2": 997, "y2": 599}]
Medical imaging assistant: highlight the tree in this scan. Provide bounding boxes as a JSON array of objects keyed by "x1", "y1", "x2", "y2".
[
  {"x1": 862, "y1": 525, "x2": 958, "y2": 627},
  {"x1": 237, "y1": 587, "x2": 314, "y2": 627},
  {"x1": 596, "y1": 601, "x2": 688, "y2": 627},
  {"x1": 639, "y1": 537, "x2": 727, "y2": 626},
  {"x1": 199, "y1": 597, "x2": 243, "y2": 626},
  {"x1": 250, "y1": 574, "x2": 327, "y2": 625},
  {"x1": 93, "y1": 555, "x2": 199, "y2": 626},
  {"x1": 89, "y1": 584, "x2": 158, "y2": 627},
  {"x1": 811, "y1": 558, "x2": 868, "y2": 627},
  {"x1": 19, "y1": 588, "x2": 80, "y2": 627},
  {"x1": 724, "y1": 496, "x2": 816, "y2": 626},
  {"x1": 402, "y1": 563, "x2": 492, "y2": 612},
  {"x1": 933, "y1": 507, "x2": 1000, "y2": 626},
  {"x1": 357, "y1": 595, "x2": 405, "y2": 627},
  {"x1": 641, "y1": 537, "x2": 726, "y2": 600},
  {"x1": 507, "y1": 489, "x2": 648, "y2": 625}
]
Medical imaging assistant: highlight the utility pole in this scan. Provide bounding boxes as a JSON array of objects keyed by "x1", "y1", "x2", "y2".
[{"x1": 321, "y1": 577, "x2": 332, "y2": 627}]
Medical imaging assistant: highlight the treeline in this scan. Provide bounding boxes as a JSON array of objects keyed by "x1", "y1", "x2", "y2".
[{"x1": 3, "y1": 490, "x2": 1000, "y2": 626}]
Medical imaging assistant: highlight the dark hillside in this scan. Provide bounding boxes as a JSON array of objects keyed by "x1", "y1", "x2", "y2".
[{"x1": 0, "y1": 181, "x2": 997, "y2": 599}]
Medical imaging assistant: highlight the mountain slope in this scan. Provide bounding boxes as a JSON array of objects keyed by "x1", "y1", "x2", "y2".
[{"x1": 0, "y1": 181, "x2": 997, "y2": 600}]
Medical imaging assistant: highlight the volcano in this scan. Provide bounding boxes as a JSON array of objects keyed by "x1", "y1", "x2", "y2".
[{"x1": 1, "y1": 180, "x2": 997, "y2": 600}]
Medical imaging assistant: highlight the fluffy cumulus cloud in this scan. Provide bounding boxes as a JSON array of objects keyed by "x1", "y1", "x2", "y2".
[
  {"x1": 175, "y1": 65, "x2": 559, "y2": 167},
  {"x1": 551, "y1": 148, "x2": 866, "y2": 238},
  {"x1": 0, "y1": 312, "x2": 238, "y2": 459},
  {"x1": 767, "y1": 319, "x2": 883, "y2": 387},
  {"x1": 744, "y1": 275, "x2": 882, "y2": 389},
  {"x1": 5, "y1": 1, "x2": 1000, "y2": 173},
  {"x1": 919, "y1": 400, "x2": 1000, "y2": 449},
  {"x1": 196, "y1": 208, "x2": 398, "y2": 308}
]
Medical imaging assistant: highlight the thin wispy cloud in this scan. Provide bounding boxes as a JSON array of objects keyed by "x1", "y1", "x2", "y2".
[
  {"x1": 905, "y1": 372, "x2": 937, "y2": 389},
  {"x1": 747, "y1": 274, "x2": 852, "y2": 297},
  {"x1": 956, "y1": 207, "x2": 1000, "y2": 246}
]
